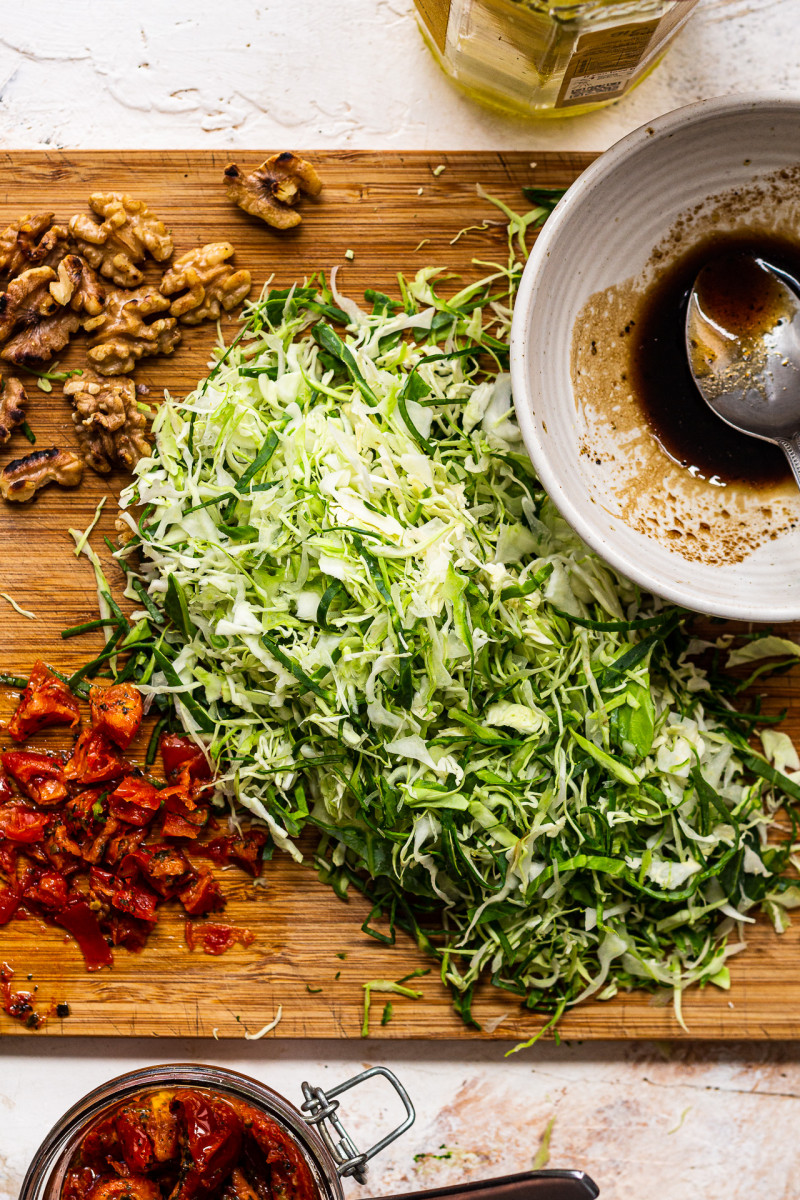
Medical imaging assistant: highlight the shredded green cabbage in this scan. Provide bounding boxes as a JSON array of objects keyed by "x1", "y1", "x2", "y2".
[{"x1": 117, "y1": 211, "x2": 800, "y2": 1034}]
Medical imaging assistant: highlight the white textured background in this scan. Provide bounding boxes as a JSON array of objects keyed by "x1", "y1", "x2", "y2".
[
  {"x1": 2, "y1": 2, "x2": 800, "y2": 1198},
  {"x1": 0, "y1": 0, "x2": 796, "y2": 151},
  {"x1": 6, "y1": 1039, "x2": 800, "y2": 1200}
]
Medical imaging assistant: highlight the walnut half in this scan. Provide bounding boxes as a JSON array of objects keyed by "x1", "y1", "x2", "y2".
[
  {"x1": 70, "y1": 193, "x2": 174, "y2": 289},
  {"x1": 0, "y1": 212, "x2": 69, "y2": 282},
  {"x1": 64, "y1": 370, "x2": 151, "y2": 474},
  {"x1": 83, "y1": 285, "x2": 181, "y2": 375},
  {"x1": 159, "y1": 241, "x2": 252, "y2": 325},
  {"x1": 0, "y1": 447, "x2": 84, "y2": 502},
  {"x1": 0, "y1": 266, "x2": 59, "y2": 342},
  {"x1": 223, "y1": 153, "x2": 323, "y2": 230},
  {"x1": 0, "y1": 374, "x2": 27, "y2": 443},
  {"x1": 0, "y1": 266, "x2": 81, "y2": 369},
  {"x1": 49, "y1": 254, "x2": 106, "y2": 316}
]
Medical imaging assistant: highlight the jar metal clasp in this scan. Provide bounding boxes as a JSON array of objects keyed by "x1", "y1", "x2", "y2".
[{"x1": 300, "y1": 1066, "x2": 415, "y2": 1184}]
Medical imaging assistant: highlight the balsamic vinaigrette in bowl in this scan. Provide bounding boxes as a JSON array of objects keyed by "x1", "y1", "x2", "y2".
[{"x1": 628, "y1": 231, "x2": 800, "y2": 489}]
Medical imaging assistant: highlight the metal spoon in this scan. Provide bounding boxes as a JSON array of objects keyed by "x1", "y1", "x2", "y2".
[{"x1": 685, "y1": 251, "x2": 800, "y2": 489}]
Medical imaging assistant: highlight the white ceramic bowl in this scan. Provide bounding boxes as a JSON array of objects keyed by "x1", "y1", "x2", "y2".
[{"x1": 510, "y1": 94, "x2": 800, "y2": 622}]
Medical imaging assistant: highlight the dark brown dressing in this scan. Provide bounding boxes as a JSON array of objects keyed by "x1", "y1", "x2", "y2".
[
  {"x1": 693, "y1": 251, "x2": 796, "y2": 346},
  {"x1": 629, "y1": 232, "x2": 800, "y2": 488}
]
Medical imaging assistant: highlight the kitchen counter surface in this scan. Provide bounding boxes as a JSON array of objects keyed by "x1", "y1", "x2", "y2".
[
  {"x1": 0, "y1": 0, "x2": 795, "y2": 152},
  {"x1": 2, "y1": 2, "x2": 799, "y2": 1197},
  {"x1": 5, "y1": 1039, "x2": 800, "y2": 1198}
]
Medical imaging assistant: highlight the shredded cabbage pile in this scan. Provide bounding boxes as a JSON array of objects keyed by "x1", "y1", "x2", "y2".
[{"x1": 117, "y1": 212, "x2": 800, "y2": 1034}]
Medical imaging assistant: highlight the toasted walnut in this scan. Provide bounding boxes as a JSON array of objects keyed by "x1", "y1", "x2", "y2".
[
  {"x1": 0, "y1": 446, "x2": 84, "y2": 502},
  {"x1": 0, "y1": 266, "x2": 59, "y2": 341},
  {"x1": 1, "y1": 311, "x2": 81, "y2": 369},
  {"x1": 83, "y1": 285, "x2": 180, "y2": 376},
  {"x1": 0, "y1": 266, "x2": 82, "y2": 368},
  {"x1": 223, "y1": 153, "x2": 323, "y2": 230},
  {"x1": 159, "y1": 241, "x2": 252, "y2": 325},
  {"x1": 69, "y1": 193, "x2": 173, "y2": 288},
  {"x1": 64, "y1": 370, "x2": 151, "y2": 474},
  {"x1": 0, "y1": 374, "x2": 27, "y2": 443},
  {"x1": 49, "y1": 254, "x2": 105, "y2": 316},
  {"x1": 0, "y1": 213, "x2": 69, "y2": 281}
]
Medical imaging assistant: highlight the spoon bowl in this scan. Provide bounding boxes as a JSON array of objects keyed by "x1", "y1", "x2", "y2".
[{"x1": 686, "y1": 253, "x2": 800, "y2": 483}]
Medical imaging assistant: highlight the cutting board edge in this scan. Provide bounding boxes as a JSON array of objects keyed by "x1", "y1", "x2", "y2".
[{"x1": 0, "y1": 148, "x2": 797, "y2": 1042}]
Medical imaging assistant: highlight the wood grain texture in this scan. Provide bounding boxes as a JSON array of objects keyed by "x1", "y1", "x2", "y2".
[{"x1": 1, "y1": 150, "x2": 799, "y2": 1042}]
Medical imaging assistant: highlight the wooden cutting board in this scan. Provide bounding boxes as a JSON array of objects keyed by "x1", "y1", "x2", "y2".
[{"x1": 1, "y1": 149, "x2": 799, "y2": 1042}]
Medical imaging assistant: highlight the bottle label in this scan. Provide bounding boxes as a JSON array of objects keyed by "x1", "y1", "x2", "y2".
[
  {"x1": 414, "y1": 0, "x2": 451, "y2": 53},
  {"x1": 556, "y1": 4, "x2": 696, "y2": 109}
]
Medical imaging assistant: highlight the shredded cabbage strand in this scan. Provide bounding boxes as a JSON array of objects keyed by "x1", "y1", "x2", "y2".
[{"x1": 120, "y1": 229, "x2": 800, "y2": 1032}]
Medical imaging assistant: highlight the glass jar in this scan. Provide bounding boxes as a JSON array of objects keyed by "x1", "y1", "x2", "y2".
[
  {"x1": 19, "y1": 1062, "x2": 415, "y2": 1200},
  {"x1": 414, "y1": 0, "x2": 701, "y2": 118}
]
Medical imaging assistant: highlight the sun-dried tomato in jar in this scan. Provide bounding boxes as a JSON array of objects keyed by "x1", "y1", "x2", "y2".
[{"x1": 61, "y1": 1086, "x2": 321, "y2": 1200}]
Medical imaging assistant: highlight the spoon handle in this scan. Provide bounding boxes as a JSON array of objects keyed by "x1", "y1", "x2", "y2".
[
  {"x1": 776, "y1": 436, "x2": 800, "y2": 492},
  {"x1": 383, "y1": 1170, "x2": 599, "y2": 1200}
]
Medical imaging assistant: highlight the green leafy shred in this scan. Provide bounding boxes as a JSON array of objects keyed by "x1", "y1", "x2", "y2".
[
  {"x1": 362, "y1": 973, "x2": 425, "y2": 1037},
  {"x1": 116, "y1": 195, "x2": 800, "y2": 1037},
  {"x1": 532, "y1": 1115, "x2": 556, "y2": 1170},
  {"x1": 17, "y1": 360, "x2": 83, "y2": 393},
  {"x1": 0, "y1": 672, "x2": 28, "y2": 689}
]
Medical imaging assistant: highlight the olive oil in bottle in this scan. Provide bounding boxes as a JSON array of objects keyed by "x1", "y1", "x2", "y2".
[{"x1": 414, "y1": 0, "x2": 700, "y2": 118}]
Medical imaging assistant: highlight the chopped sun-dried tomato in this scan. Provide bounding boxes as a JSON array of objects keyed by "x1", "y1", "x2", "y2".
[
  {"x1": 160, "y1": 733, "x2": 211, "y2": 782},
  {"x1": 23, "y1": 776, "x2": 65, "y2": 806},
  {"x1": 22, "y1": 841, "x2": 48, "y2": 868},
  {"x1": 7, "y1": 660, "x2": 81, "y2": 742},
  {"x1": 158, "y1": 768, "x2": 208, "y2": 840},
  {"x1": 1, "y1": 750, "x2": 67, "y2": 806},
  {"x1": 185, "y1": 921, "x2": 255, "y2": 956},
  {"x1": 161, "y1": 808, "x2": 208, "y2": 840},
  {"x1": 0, "y1": 664, "x2": 266, "y2": 984},
  {"x1": 22, "y1": 868, "x2": 68, "y2": 910},
  {"x1": 89, "y1": 865, "x2": 115, "y2": 900},
  {"x1": 106, "y1": 913, "x2": 150, "y2": 952},
  {"x1": 89, "y1": 683, "x2": 143, "y2": 750},
  {"x1": 40, "y1": 817, "x2": 82, "y2": 874},
  {"x1": 111, "y1": 881, "x2": 159, "y2": 924},
  {"x1": 114, "y1": 846, "x2": 152, "y2": 879},
  {"x1": 161, "y1": 809, "x2": 208, "y2": 840},
  {"x1": 121, "y1": 842, "x2": 194, "y2": 898},
  {"x1": 0, "y1": 800, "x2": 51, "y2": 843},
  {"x1": 80, "y1": 816, "x2": 124, "y2": 866},
  {"x1": 53, "y1": 899, "x2": 113, "y2": 971},
  {"x1": 64, "y1": 730, "x2": 126, "y2": 786},
  {"x1": 107, "y1": 776, "x2": 161, "y2": 827},
  {"x1": 0, "y1": 840, "x2": 17, "y2": 874},
  {"x1": 159, "y1": 768, "x2": 195, "y2": 809},
  {"x1": 1, "y1": 961, "x2": 43, "y2": 1028},
  {"x1": 0, "y1": 883, "x2": 20, "y2": 925},
  {"x1": 63, "y1": 789, "x2": 105, "y2": 831},
  {"x1": 205, "y1": 829, "x2": 270, "y2": 878},
  {"x1": 104, "y1": 827, "x2": 146, "y2": 867},
  {"x1": 178, "y1": 868, "x2": 224, "y2": 916}
]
